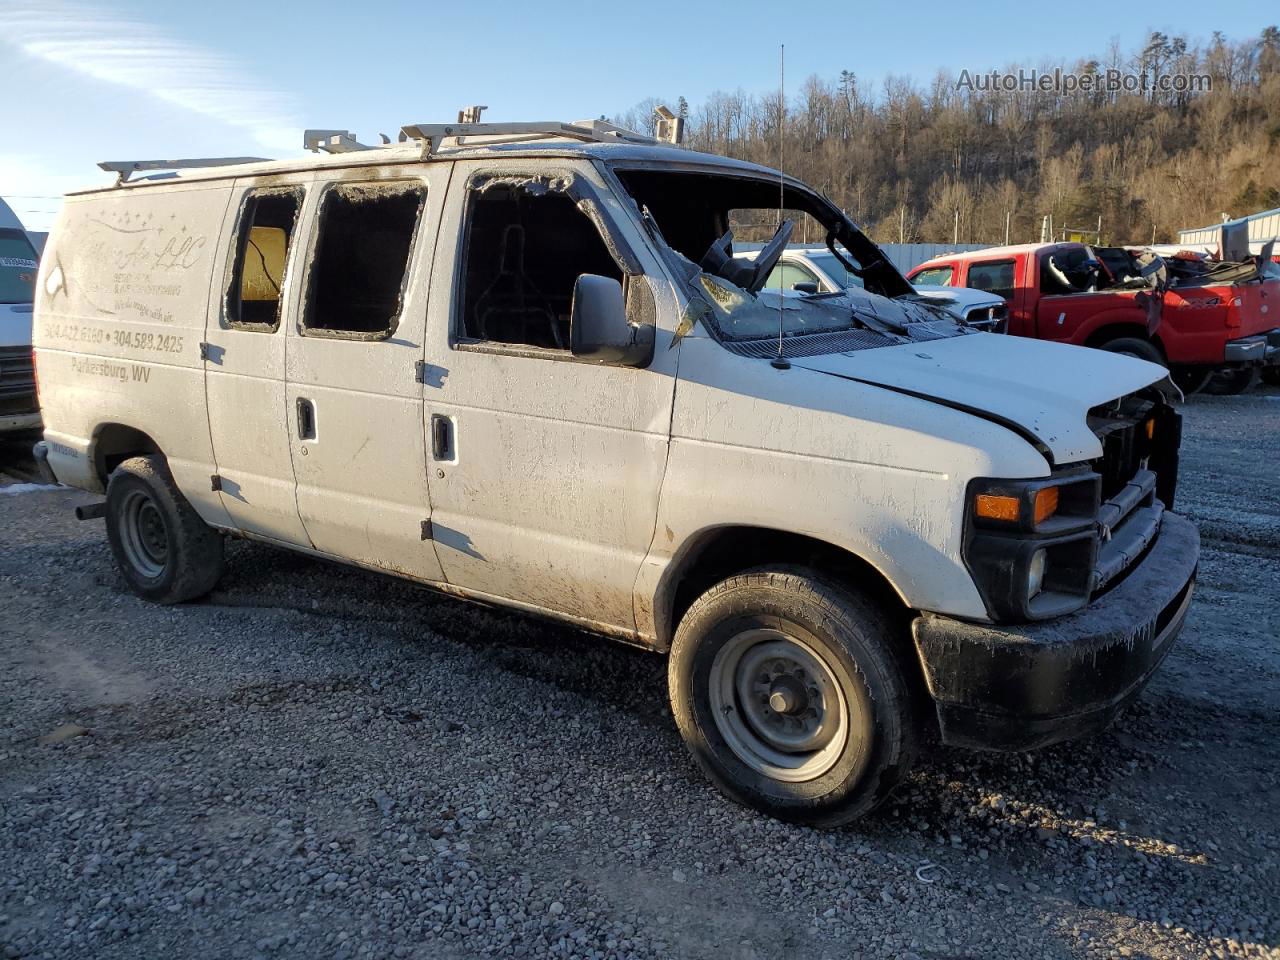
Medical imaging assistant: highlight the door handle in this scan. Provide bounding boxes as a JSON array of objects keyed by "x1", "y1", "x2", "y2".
[
  {"x1": 431, "y1": 413, "x2": 453, "y2": 461},
  {"x1": 296, "y1": 397, "x2": 316, "y2": 440}
]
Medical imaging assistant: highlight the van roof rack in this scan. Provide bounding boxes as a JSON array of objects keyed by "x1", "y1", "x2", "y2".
[
  {"x1": 303, "y1": 129, "x2": 380, "y2": 154},
  {"x1": 98, "y1": 108, "x2": 686, "y2": 184},
  {"x1": 98, "y1": 157, "x2": 269, "y2": 184},
  {"x1": 399, "y1": 116, "x2": 680, "y2": 157}
]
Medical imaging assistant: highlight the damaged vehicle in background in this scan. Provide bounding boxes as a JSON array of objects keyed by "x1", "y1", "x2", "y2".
[
  {"x1": 33, "y1": 116, "x2": 1198, "y2": 826},
  {"x1": 0, "y1": 197, "x2": 41, "y2": 435},
  {"x1": 743, "y1": 244, "x2": 1008, "y2": 332},
  {"x1": 908, "y1": 240, "x2": 1280, "y2": 394}
]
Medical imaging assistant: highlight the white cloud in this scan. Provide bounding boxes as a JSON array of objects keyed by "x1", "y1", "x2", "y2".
[{"x1": 0, "y1": 0, "x2": 302, "y2": 153}]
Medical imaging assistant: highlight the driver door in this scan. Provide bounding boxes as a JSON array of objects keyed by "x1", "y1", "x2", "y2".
[{"x1": 420, "y1": 159, "x2": 679, "y2": 633}]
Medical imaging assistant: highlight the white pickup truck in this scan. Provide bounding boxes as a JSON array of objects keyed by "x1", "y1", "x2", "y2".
[
  {"x1": 32, "y1": 119, "x2": 1199, "y2": 825},
  {"x1": 749, "y1": 244, "x2": 1008, "y2": 332}
]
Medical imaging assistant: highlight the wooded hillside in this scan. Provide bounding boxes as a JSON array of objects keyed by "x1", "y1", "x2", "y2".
[{"x1": 611, "y1": 29, "x2": 1280, "y2": 246}]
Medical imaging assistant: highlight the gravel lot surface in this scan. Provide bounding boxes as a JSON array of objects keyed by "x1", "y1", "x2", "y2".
[{"x1": 1, "y1": 389, "x2": 1277, "y2": 960}]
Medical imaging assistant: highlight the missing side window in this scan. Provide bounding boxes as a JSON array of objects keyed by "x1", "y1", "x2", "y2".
[
  {"x1": 460, "y1": 183, "x2": 623, "y2": 351},
  {"x1": 226, "y1": 188, "x2": 302, "y2": 330},
  {"x1": 303, "y1": 181, "x2": 426, "y2": 338}
]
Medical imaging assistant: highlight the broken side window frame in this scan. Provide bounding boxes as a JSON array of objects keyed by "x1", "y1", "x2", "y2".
[
  {"x1": 450, "y1": 167, "x2": 649, "y2": 365},
  {"x1": 221, "y1": 185, "x2": 306, "y2": 334},
  {"x1": 298, "y1": 178, "x2": 429, "y2": 342}
]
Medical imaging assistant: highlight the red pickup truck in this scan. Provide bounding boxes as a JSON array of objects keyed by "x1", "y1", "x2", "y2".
[{"x1": 908, "y1": 242, "x2": 1280, "y2": 393}]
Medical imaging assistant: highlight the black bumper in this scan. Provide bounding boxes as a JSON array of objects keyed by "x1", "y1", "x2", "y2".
[{"x1": 912, "y1": 511, "x2": 1199, "y2": 752}]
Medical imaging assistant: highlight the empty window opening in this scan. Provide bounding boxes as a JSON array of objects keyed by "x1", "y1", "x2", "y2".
[
  {"x1": 1040, "y1": 248, "x2": 1094, "y2": 294},
  {"x1": 617, "y1": 170, "x2": 832, "y2": 268},
  {"x1": 226, "y1": 190, "x2": 301, "y2": 329},
  {"x1": 303, "y1": 182, "x2": 425, "y2": 337},
  {"x1": 461, "y1": 184, "x2": 621, "y2": 350}
]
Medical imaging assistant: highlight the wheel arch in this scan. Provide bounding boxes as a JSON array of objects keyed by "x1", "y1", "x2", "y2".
[
  {"x1": 91, "y1": 422, "x2": 161, "y2": 487},
  {"x1": 1082, "y1": 321, "x2": 1168, "y2": 359},
  {"x1": 653, "y1": 525, "x2": 911, "y2": 651}
]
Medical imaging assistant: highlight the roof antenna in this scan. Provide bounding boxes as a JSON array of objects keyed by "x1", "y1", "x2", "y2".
[{"x1": 771, "y1": 43, "x2": 790, "y2": 370}]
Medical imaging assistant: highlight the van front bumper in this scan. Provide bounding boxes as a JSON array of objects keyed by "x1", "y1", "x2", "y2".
[{"x1": 912, "y1": 511, "x2": 1199, "y2": 752}]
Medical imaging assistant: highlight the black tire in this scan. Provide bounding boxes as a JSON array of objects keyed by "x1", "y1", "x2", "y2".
[
  {"x1": 1204, "y1": 367, "x2": 1259, "y2": 395},
  {"x1": 1262, "y1": 366, "x2": 1280, "y2": 387},
  {"x1": 1100, "y1": 337, "x2": 1164, "y2": 365},
  {"x1": 1171, "y1": 366, "x2": 1213, "y2": 396},
  {"x1": 668, "y1": 566, "x2": 915, "y2": 827},
  {"x1": 105, "y1": 455, "x2": 224, "y2": 603}
]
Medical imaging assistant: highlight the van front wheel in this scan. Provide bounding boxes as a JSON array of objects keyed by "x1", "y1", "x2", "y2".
[
  {"x1": 105, "y1": 455, "x2": 224, "y2": 604},
  {"x1": 669, "y1": 567, "x2": 915, "y2": 826}
]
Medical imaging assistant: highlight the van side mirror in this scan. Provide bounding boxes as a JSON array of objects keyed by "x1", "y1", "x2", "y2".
[
  {"x1": 792, "y1": 281, "x2": 819, "y2": 294},
  {"x1": 569, "y1": 274, "x2": 655, "y2": 367}
]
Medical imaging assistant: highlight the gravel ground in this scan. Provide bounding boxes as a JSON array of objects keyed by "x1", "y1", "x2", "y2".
[{"x1": 1, "y1": 388, "x2": 1277, "y2": 960}]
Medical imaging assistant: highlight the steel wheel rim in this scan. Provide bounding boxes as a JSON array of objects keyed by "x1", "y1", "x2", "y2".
[
  {"x1": 119, "y1": 489, "x2": 167, "y2": 579},
  {"x1": 709, "y1": 628, "x2": 849, "y2": 782}
]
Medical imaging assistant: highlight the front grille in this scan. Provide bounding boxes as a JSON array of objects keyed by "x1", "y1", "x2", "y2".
[
  {"x1": 1087, "y1": 390, "x2": 1182, "y2": 594},
  {"x1": 1088, "y1": 393, "x2": 1161, "y2": 501},
  {"x1": 0, "y1": 395, "x2": 37, "y2": 416},
  {"x1": 0, "y1": 346, "x2": 36, "y2": 412},
  {"x1": 1095, "y1": 419, "x2": 1145, "y2": 502}
]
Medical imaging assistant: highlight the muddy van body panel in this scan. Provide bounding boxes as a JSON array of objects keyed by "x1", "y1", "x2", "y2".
[
  {"x1": 420, "y1": 157, "x2": 682, "y2": 634},
  {"x1": 284, "y1": 162, "x2": 450, "y2": 582},
  {"x1": 34, "y1": 182, "x2": 234, "y2": 528},
  {"x1": 204, "y1": 169, "x2": 316, "y2": 545},
  {"x1": 641, "y1": 333, "x2": 1051, "y2": 627}
]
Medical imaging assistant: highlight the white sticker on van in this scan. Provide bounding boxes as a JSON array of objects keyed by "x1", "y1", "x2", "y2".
[{"x1": 1, "y1": 257, "x2": 37, "y2": 269}]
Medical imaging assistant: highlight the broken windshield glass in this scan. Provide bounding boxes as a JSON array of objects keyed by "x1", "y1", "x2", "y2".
[{"x1": 613, "y1": 167, "x2": 955, "y2": 346}]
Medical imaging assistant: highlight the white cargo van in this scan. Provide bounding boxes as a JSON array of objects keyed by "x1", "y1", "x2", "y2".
[{"x1": 33, "y1": 119, "x2": 1199, "y2": 825}]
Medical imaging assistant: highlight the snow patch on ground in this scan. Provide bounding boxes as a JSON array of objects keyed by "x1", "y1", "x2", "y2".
[{"x1": 0, "y1": 483, "x2": 61, "y2": 495}]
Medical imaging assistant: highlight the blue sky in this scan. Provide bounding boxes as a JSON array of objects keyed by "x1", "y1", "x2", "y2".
[{"x1": 2, "y1": 0, "x2": 1276, "y2": 230}]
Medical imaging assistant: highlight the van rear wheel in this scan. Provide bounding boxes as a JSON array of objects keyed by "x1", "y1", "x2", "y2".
[
  {"x1": 105, "y1": 455, "x2": 224, "y2": 604},
  {"x1": 668, "y1": 567, "x2": 915, "y2": 826}
]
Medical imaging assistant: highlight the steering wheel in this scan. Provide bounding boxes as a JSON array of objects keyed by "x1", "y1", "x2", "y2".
[{"x1": 746, "y1": 219, "x2": 795, "y2": 294}]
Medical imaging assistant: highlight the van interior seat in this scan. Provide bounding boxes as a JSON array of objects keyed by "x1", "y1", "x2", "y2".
[{"x1": 474, "y1": 224, "x2": 561, "y2": 349}]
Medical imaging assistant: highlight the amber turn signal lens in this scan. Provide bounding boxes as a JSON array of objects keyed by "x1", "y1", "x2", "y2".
[
  {"x1": 1145, "y1": 419, "x2": 1155, "y2": 440},
  {"x1": 1033, "y1": 486, "x2": 1059, "y2": 526},
  {"x1": 975, "y1": 494, "x2": 1020, "y2": 522}
]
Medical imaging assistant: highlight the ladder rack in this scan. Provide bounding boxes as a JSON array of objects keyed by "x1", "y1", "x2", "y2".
[
  {"x1": 398, "y1": 118, "x2": 670, "y2": 157},
  {"x1": 98, "y1": 157, "x2": 269, "y2": 184},
  {"x1": 99, "y1": 108, "x2": 686, "y2": 183}
]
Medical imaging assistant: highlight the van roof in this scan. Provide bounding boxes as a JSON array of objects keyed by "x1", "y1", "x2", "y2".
[{"x1": 75, "y1": 133, "x2": 786, "y2": 197}]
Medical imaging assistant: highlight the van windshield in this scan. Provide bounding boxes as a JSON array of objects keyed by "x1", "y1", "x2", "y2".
[
  {"x1": 613, "y1": 168, "x2": 953, "y2": 346},
  {"x1": 0, "y1": 230, "x2": 38, "y2": 304}
]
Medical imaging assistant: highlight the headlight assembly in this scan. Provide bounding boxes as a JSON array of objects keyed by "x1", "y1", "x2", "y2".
[{"x1": 963, "y1": 471, "x2": 1101, "y2": 622}]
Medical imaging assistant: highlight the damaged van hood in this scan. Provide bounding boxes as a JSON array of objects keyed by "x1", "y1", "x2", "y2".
[{"x1": 791, "y1": 333, "x2": 1169, "y2": 465}]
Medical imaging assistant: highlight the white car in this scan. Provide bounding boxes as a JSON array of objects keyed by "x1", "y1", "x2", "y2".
[
  {"x1": 751, "y1": 245, "x2": 1007, "y2": 332},
  {"x1": 1, "y1": 197, "x2": 41, "y2": 434},
  {"x1": 33, "y1": 118, "x2": 1197, "y2": 826}
]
